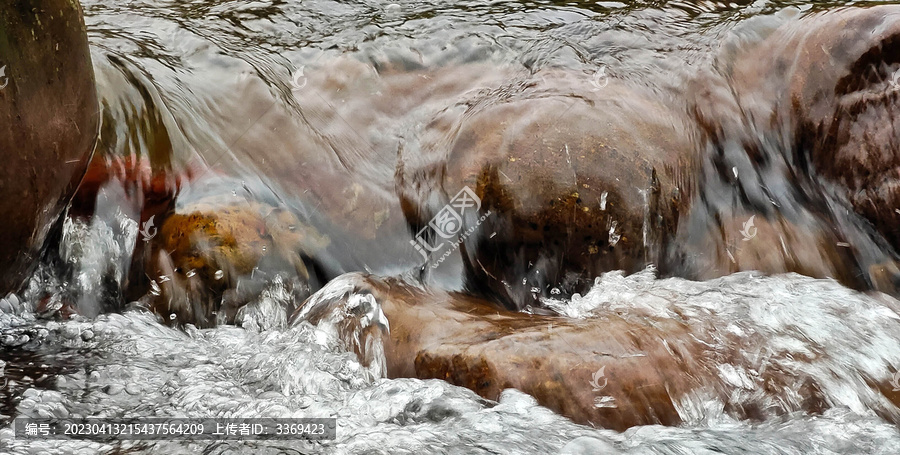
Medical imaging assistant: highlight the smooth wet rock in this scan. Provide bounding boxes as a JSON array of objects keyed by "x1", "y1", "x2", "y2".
[
  {"x1": 687, "y1": 6, "x2": 900, "y2": 294},
  {"x1": 746, "y1": 8, "x2": 900, "y2": 256},
  {"x1": 292, "y1": 272, "x2": 900, "y2": 431},
  {"x1": 396, "y1": 71, "x2": 695, "y2": 309},
  {"x1": 0, "y1": 0, "x2": 99, "y2": 294},
  {"x1": 293, "y1": 273, "x2": 709, "y2": 430}
]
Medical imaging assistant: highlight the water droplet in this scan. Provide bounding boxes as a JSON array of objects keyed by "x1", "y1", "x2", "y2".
[
  {"x1": 608, "y1": 221, "x2": 621, "y2": 246},
  {"x1": 214, "y1": 270, "x2": 224, "y2": 280},
  {"x1": 551, "y1": 288, "x2": 561, "y2": 295},
  {"x1": 530, "y1": 287, "x2": 540, "y2": 293},
  {"x1": 169, "y1": 314, "x2": 176, "y2": 320},
  {"x1": 186, "y1": 269, "x2": 197, "y2": 278}
]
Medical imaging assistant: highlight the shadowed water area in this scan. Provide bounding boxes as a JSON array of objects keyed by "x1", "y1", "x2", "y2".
[{"x1": 4, "y1": 0, "x2": 900, "y2": 453}]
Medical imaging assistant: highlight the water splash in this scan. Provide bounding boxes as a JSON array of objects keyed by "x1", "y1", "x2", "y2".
[{"x1": 4, "y1": 269, "x2": 900, "y2": 453}]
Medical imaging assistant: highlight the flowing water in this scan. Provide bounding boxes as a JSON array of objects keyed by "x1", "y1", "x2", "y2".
[{"x1": 4, "y1": 0, "x2": 900, "y2": 453}]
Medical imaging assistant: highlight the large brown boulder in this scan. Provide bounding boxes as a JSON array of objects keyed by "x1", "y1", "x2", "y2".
[
  {"x1": 398, "y1": 73, "x2": 697, "y2": 309},
  {"x1": 291, "y1": 272, "x2": 900, "y2": 431},
  {"x1": 292, "y1": 273, "x2": 709, "y2": 431},
  {"x1": 683, "y1": 6, "x2": 900, "y2": 294},
  {"x1": 0, "y1": 0, "x2": 99, "y2": 293}
]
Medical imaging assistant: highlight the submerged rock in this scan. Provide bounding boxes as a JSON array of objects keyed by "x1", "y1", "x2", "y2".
[{"x1": 143, "y1": 192, "x2": 329, "y2": 327}]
